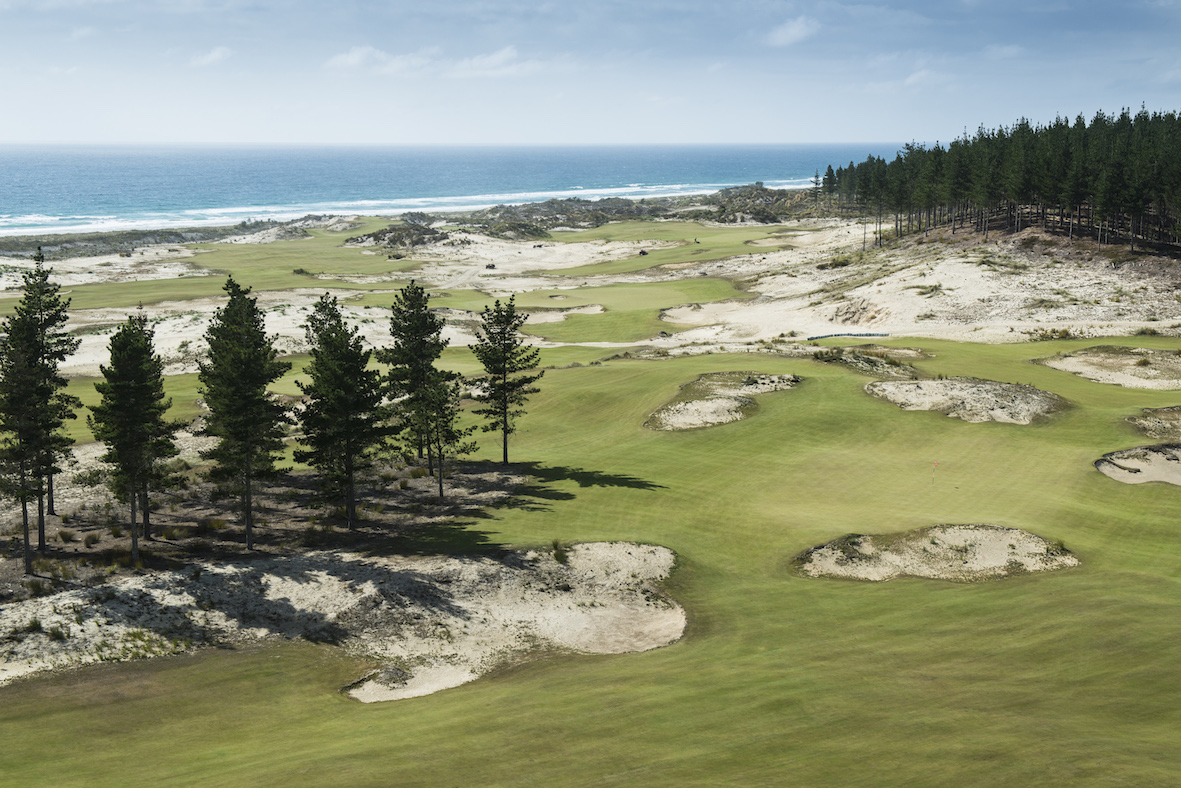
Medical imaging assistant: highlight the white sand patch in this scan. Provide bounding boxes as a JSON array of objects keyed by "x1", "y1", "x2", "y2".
[
  {"x1": 0, "y1": 430, "x2": 215, "y2": 522},
  {"x1": 795, "y1": 524, "x2": 1079, "y2": 582},
  {"x1": 0, "y1": 246, "x2": 207, "y2": 292},
  {"x1": 645, "y1": 372, "x2": 801, "y2": 430},
  {"x1": 219, "y1": 216, "x2": 361, "y2": 244},
  {"x1": 1040, "y1": 346, "x2": 1181, "y2": 389},
  {"x1": 1094, "y1": 444, "x2": 1181, "y2": 485},
  {"x1": 865, "y1": 378, "x2": 1065, "y2": 424},
  {"x1": 61, "y1": 289, "x2": 474, "y2": 378},
  {"x1": 1127, "y1": 406, "x2": 1181, "y2": 440},
  {"x1": 0, "y1": 543, "x2": 684, "y2": 701}
]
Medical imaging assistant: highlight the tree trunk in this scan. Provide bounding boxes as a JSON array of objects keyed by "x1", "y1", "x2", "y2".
[
  {"x1": 141, "y1": 490, "x2": 151, "y2": 540},
  {"x1": 346, "y1": 471, "x2": 356, "y2": 531},
  {"x1": 37, "y1": 485, "x2": 45, "y2": 553},
  {"x1": 502, "y1": 410, "x2": 509, "y2": 465},
  {"x1": 129, "y1": 472, "x2": 139, "y2": 567},
  {"x1": 20, "y1": 463, "x2": 31, "y2": 575},
  {"x1": 244, "y1": 476, "x2": 254, "y2": 550},
  {"x1": 47, "y1": 473, "x2": 55, "y2": 516},
  {"x1": 435, "y1": 435, "x2": 445, "y2": 502}
]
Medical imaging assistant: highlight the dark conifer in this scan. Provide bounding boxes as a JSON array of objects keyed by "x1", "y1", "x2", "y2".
[
  {"x1": 0, "y1": 249, "x2": 80, "y2": 569},
  {"x1": 471, "y1": 296, "x2": 543, "y2": 465},
  {"x1": 295, "y1": 294, "x2": 390, "y2": 529},
  {"x1": 197, "y1": 276, "x2": 291, "y2": 550},
  {"x1": 89, "y1": 311, "x2": 181, "y2": 565}
]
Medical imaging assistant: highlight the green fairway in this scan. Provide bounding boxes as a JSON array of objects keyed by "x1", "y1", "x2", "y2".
[
  {"x1": 6, "y1": 335, "x2": 1181, "y2": 785},
  {"x1": 515, "y1": 279, "x2": 751, "y2": 343},
  {"x1": 350, "y1": 279, "x2": 750, "y2": 343},
  {"x1": 17, "y1": 220, "x2": 414, "y2": 313},
  {"x1": 548, "y1": 221, "x2": 804, "y2": 276}
]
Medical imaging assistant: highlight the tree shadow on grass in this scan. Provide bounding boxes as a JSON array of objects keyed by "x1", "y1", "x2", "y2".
[
  {"x1": 459, "y1": 460, "x2": 666, "y2": 518},
  {"x1": 515, "y1": 462, "x2": 668, "y2": 492},
  {"x1": 386, "y1": 518, "x2": 506, "y2": 556}
]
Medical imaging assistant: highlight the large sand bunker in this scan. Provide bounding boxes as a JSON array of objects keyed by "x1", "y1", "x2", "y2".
[
  {"x1": 865, "y1": 377, "x2": 1065, "y2": 424},
  {"x1": 0, "y1": 543, "x2": 684, "y2": 701},
  {"x1": 795, "y1": 524, "x2": 1080, "y2": 582},
  {"x1": 1040, "y1": 346, "x2": 1181, "y2": 389},
  {"x1": 645, "y1": 371, "x2": 801, "y2": 430},
  {"x1": 1094, "y1": 444, "x2": 1181, "y2": 485}
]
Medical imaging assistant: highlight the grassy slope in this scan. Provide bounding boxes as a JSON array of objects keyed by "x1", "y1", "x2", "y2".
[
  {"x1": 549, "y1": 221, "x2": 802, "y2": 277},
  {"x1": 5, "y1": 336, "x2": 1181, "y2": 785}
]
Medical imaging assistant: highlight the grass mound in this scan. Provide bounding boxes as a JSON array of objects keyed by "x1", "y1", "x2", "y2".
[
  {"x1": 1040, "y1": 345, "x2": 1181, "y2": 389},
  {"x1": 644, "y1": 372, "x2": 801, "y2": 430},
  {"x1": 1127, "y1": 405, "x2": 1181, "y2": 439},
  {"x1": 865, "y1": 377, "x2": 1066, "y2": 423},
  {"x1": 795, "y1": 524, "x2": 1080, "y2": 582}
]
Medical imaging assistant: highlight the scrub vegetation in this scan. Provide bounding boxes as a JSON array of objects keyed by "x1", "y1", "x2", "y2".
[{"x1": 3, "y1": 190, "x2": 1181, "y2": 786}]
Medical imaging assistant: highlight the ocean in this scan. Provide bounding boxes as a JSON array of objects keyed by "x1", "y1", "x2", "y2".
[{"x1": 0, "y1": 144, "x2": 901, "y2": 237}]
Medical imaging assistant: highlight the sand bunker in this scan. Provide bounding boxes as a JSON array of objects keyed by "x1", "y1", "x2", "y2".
[
  {"x1": 0, "y1": 543, "x2": 684, "y2": 701},
  {"x1": 812, "y1": 345, "x2": 923, "y2": 378},
  {"x1": 1040, "y1": 346, "x2": 1181, "y2": 389},
  {"x1": 644, "y1": 372, "x2": 801, "y2": 430},
  {"x1": 795, "y1": 524, "x2": 1080, "y2": 582},
  {"x1": 1127, "y1": 406, "x2": 1181, "y2": 439},
  {"x1": 1094, "y1": 444, "x2": 1181, "y2": 485},
  {"x1": 865, "y1": 377, "x2": 1065, "y2": 424}
]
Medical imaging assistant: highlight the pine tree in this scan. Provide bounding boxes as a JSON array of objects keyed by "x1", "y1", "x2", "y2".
[
  {"x1": 377, "y1": 280, "x2": 449, "y2": 469},
  {"x1": 0, "y1": 337, "x2": 42, "y2": 574},
  {"x1": 471, "y1": 296, "x2": 543, "y2": 465},
  {"x1": 295, "y1": 294, "x2": 391, "y2": 529},
  {"x1": 198, "y1": 276, "x2": 291, "y2": 550},
  {"x1": 0, "y1": 249, "x2": 80, "y2": 568},
  {"x1": 89, "y1": 311, "x2": 181, "y2": 566},
  {"x1": 421, "y1": 373, "x2": 477, "y2": 502}
]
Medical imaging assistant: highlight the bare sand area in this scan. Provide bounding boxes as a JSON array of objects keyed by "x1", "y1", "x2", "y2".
[
  {"x1": 1094, "y1": 444, "x2": 1181, "y2": 485},
  {"x1": 644, "y1": 372, "x2": 801, "y2": 430},
  {"x1": 0, "y1": 542, "x2": 683, "y2": 701},
  {"x1": 1040, "y1": 346, "x2": 1181, "y2": 389},
  {"x1": 795, "y1": 524, "x2": 1080, "y2": 582},
  {"x1": 865, "y1": 378, "x2": 1066, "y2": 424},
  {"x1": 1127, "y1": 406, "x2": 1181, "y2": 440},
  {"x1": 30, "y1": 215, "x2": 1181, "y2": 381}
]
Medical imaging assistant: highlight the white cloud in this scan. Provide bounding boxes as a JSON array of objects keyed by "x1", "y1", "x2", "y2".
[
  {"x1": 325, "y1": 45, "x2": 436, "y2": 76},
  {"x1": 190, "y1": 45, "x2": 231, "y2": 67},
  {"x1": 69, "y1": 25, "x2": 97, "y2": 40},
  {"x1": 767, "y1": 16, "x2": 820, "y2": 47},
  {"x1": 448, "y1": 46, "x2": 541, "y2": 78}
]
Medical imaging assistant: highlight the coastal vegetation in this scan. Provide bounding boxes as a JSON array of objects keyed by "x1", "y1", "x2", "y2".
[
  {"x1": 824, "y1": 107, "x2": 1181, "y2": 251},
  {"x1": 5, "y1": 132, "x2": 1181, "y2": 784}
]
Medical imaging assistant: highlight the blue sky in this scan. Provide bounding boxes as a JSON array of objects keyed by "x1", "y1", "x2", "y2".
[{"x1": 1, "y1": 0, "x2": 1178, "y2": 144}]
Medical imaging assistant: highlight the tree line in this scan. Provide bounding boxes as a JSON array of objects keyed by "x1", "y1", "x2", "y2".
[
  {"x1": 821, "y1": 107, "x2": 1181, "y2": 251},
  {"x1": 0, "y1": 259, "x2": 542, "y2": 572}
]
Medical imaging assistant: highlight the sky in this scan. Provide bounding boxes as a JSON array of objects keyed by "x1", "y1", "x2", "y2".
[{"x1": 0, "y1": 0, "x2": 1179, "y2": 145}]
